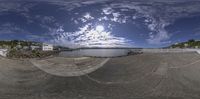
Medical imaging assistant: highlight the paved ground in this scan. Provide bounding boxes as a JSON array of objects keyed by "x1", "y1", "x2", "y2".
[
  {"x1": 30, "y1": 57, "x2": 109, "y2": 77},
  {"x1": 0, "y1": 52, "x2": 200, "y2": 99}
]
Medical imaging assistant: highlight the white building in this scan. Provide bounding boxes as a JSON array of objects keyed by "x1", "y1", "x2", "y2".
[
  {"x1": 0, "y1": 49, "x2": 8, "y2": 57},
  {"x1": 42, "y1": 43, "x2": 53, "y2": 51},
  {"x1": 184, "y1": 43, "x2": 189, "y2": 47}
]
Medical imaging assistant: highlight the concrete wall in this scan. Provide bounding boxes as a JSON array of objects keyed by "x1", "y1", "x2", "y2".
[
  {"x1": 184, "y1": 49, "x2": 200, "y2": 54},
  {"x1": 131, "y1": 49, "x2": 200, "y2": 54},
  {"x1": 141, "y1": 49, "x2": 186, "y2": 53},
  {"x1": 197, "y1": 50, "x2": 200, "y2": 54}
]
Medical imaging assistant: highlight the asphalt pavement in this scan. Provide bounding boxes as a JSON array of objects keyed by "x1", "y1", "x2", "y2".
[{"x1": 0, "y1": 52, "x2": 200, "y2": 99}]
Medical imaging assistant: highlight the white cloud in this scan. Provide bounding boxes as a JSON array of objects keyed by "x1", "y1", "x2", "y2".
[
  {"x1": 145, "y1": 18, "x2": 171, "y2": 44},
  {"x1": 0, "y1": 23, "x2": 26, "y2": 34},
  {"x1": 83, "y1": 13, "x2": 94, "y2": 20},
  {"x1": 103, "y1": 1, "x2": 200, "y2": 45},
  {"x1": 102, "y1": 7, "x2": 113, "y2": 15},
  {"x1": 0, "y1": 1, "x2": 36, "y2": 13},
  {"x1": 81, "y1": 0, "x2": 108, "y2": 5},
  {"x1": 1, "y1": 0, "x2": 200, "y2": 47},
  {"x1": 49, "y1": 24, "x2": 134, "y2": 48},
  {"x1": 147, "y1": 30, "x2": 170, "y2": 45}
]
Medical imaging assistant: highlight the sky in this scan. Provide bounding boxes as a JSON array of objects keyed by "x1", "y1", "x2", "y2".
[{"x1": 0, "y1": 0, "x2": 200, "y2": 48}]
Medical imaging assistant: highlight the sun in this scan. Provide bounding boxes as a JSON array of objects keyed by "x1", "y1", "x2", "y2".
[{"x1": 95, "y1": 25, "x2": 104, "y2": 32}]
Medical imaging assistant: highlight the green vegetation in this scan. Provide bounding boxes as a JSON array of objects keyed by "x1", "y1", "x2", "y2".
[
  {"x1": 7, "y1": 50, "x2": 60, "y2": 58},
  {"x1": 170, "y1": 39, "x2": 200, "y2": 48},
  {"x1": 0, "y1": 40, "x2": 42, "y2": 49},
  {"x1": 0, "y1": 40, "x2": 61, "y2": 58}
]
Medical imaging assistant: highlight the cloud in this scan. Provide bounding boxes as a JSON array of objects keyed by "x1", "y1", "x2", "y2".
[
  {"x1": 0, "y1": 1, "x2": 36, "y2": 14},
  {"x1": 102, "y1": 7, "x2": 113, "y2": 15},
  {"x1": 0, "y1": 22, "x2": 52, "y2": 41},
  {"x1": 49, "y1": 24, "x2": 134, "y2": 48},
  {"x1": 103, "y1": 0, "x2": 200, "y2": 45},
  {"x1": 83, "y1": 13, "x2": 94, "y2": 20},
  {"x1": 81, "y1": 0, "x2": 109, "y2": 5},
  {"x1": 0, "y1": 23, "x2": 26, "y2": 34},
  {"x1": 1, "y1": 0, "x2": 200, "y2": 47}
]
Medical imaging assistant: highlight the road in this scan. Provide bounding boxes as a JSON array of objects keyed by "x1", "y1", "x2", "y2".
[{"x1": 0, "y1": 52, "x2": 200, "y2": 99}]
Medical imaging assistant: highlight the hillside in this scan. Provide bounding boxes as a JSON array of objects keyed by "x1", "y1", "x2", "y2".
[
  {"x1": 0, "y1": 40, "x2": 60, "y2": 58},
  {"x1": 0, "y1": 40, "x2": 42, "y2": 49},
  {"x1": 169, "y1": 40, "x2": 200, "y2": 48}
]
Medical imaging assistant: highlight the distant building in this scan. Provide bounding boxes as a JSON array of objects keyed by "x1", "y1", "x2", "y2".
[
  {"x1": 184, "y1": 43, "x2": 189, "y2": 47},
  {"x1": 22, "y1": 46, "x2": 30, "y2": 50},
  {"x1": 0, "y1": 49, "x2": 8, "y2": 57},
  {"x1": 175, "y1": 43, "x2": 179, "y2": 45},
  {"x1": 16, "y1": 44, "x2": 22, "y2": 49},
  {"x1": 42, "y1": 43, "x2": 53, "y2": 51},
  {"x1": 31, "y1": 46, "x2": 41, "y2": 50}
]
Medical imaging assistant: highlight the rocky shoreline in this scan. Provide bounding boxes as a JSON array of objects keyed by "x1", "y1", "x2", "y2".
[{"x1": 7, "y1": 50, "x2": 60, "y2": 59}]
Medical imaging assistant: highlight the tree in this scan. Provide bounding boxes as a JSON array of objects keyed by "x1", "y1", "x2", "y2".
[{"x1": 188, "y1": 39, "x2": 195, "y2": 42}]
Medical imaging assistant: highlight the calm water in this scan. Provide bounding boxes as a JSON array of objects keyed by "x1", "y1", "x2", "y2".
[{"x1": 59, "y1": 49, "x2": 130, "y2": 57}]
